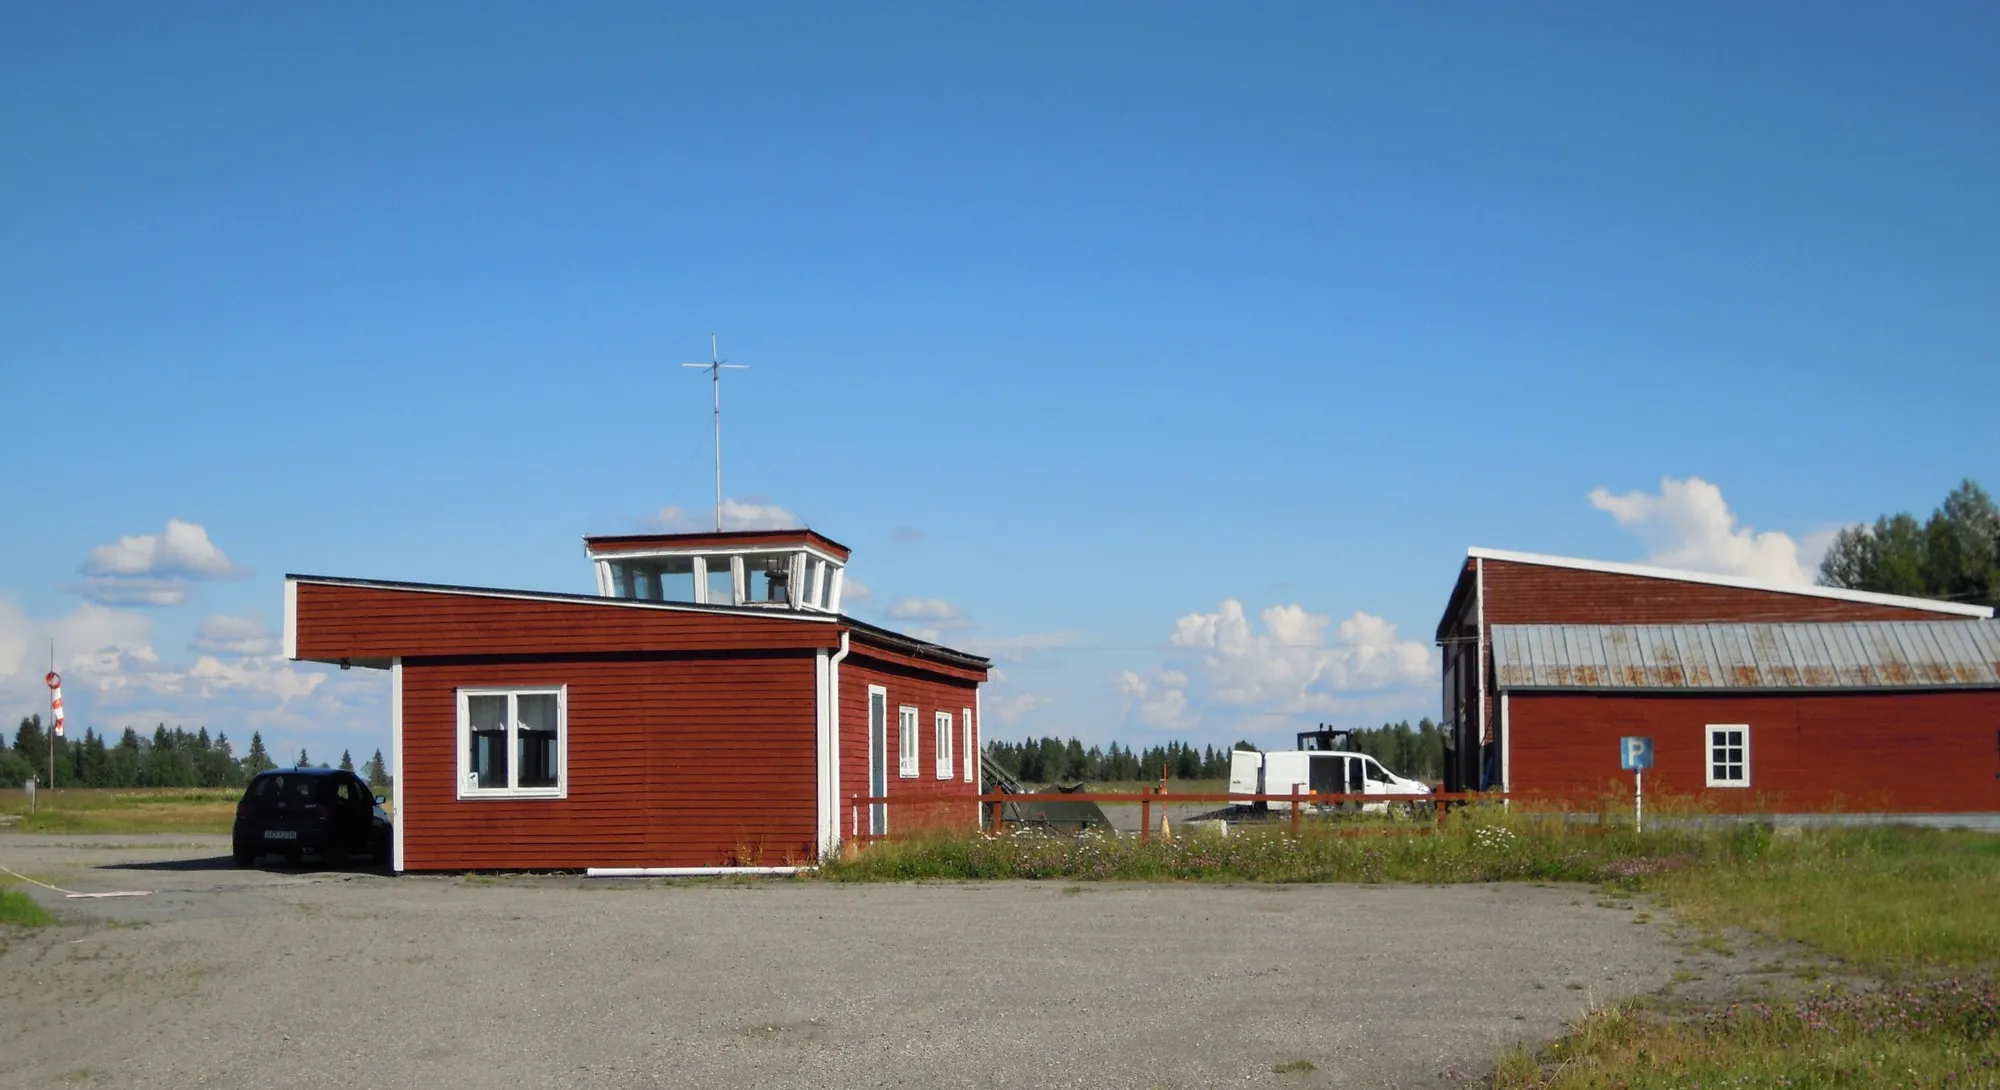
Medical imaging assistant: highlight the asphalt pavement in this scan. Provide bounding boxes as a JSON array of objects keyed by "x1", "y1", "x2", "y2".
[{"x1": 0, "y1": 833, "x2": 1714, "y2": 1089}]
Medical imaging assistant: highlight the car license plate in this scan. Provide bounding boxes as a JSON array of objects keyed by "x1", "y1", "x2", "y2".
[{"x1": 263, "y1": 830, "x2": 298, "y2": 840}]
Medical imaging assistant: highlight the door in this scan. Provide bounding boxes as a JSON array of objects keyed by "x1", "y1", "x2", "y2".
[{"x1": 868, "y1": 687, "x2": 888, "y2": 835}]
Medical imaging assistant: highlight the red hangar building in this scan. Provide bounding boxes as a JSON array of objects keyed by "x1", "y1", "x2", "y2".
[
  {"x1": 1436, "y1": 548, "x2": 1999, "y2": 816},
  {"x1": 284, "y1": 529, "x2": 989, "y2": 873}
]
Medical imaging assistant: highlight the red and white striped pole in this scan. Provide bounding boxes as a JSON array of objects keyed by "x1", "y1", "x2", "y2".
[{"x1": 46, "y1": 669, "x2": 62, "y2": 790}]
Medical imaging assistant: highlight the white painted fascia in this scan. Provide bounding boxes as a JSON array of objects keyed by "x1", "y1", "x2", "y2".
[
  {"x1": 283, "y1": 576, "x2": 843, "y2": 624},
  {"x1": 815, "y1": 647, "x2": 832, "y2": 857},
  {"x1": 1499, "y1": 692, "x2": 1511, "y2": 798},
  {"x1": 826, "y1": 632, "x2": 851, "y2": 854},
  {"x1": 1468, "y1": 547, "x2": 1994, "y2": 618},
  {"x1": 1476, "y1": 557, "x2": 1488, "y2": 749},
  {"x1": 390, "y1": 657, "x2": 405, "y2": 875},
  {"x1": 282, "y1": 578, "x2": 299, "y2": 660}
]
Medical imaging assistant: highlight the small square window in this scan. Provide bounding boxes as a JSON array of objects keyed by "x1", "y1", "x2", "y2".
[
  {"x1": 1705, "y1": 724, "x2": 1749, "y2": 788},
  {"x1": 935, "y1": 711, "x2": 954, "y2": 779},
  {"x1": 459, "y1": 687, "x2": 567, "y2": 798},
  {"x1": 898, "y1": 706, "x2": 920, "y2": 778}
]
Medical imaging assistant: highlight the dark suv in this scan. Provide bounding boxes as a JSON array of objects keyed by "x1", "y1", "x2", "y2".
[{"x1": 232, "y1": 768, "x2": 392, "y2": 867}]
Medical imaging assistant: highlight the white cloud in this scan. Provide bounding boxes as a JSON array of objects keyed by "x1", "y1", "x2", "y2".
[
  {"x1": 84, "y1": 519, "x2": 240, "y2": 578},
  {"x1": 961, "y1": 630, "x2": 1080, "y2": 665},
  {"x1": 982, "y1": 667, "x2": 1053, "y2": 728},
  {"x1": 1589, "y1": 476, "x2": 1815, "y2": 584},
  {"x1": 887, "y1": 597, "x2": 973, "y2": 630},
  {"x1": 192, "y1": 612, "x2": 278, "y2": 656},
  {"x1": 841, "y1": 577, "x2": 872, "y2": 604},
  {"x1": 1119, "y1": 600, "x2": 1437, "y2": 731},
  {"x1": 0, "y1": 597, "x2": 322, "y2": 736},
  {"x1": 643, "y1": 497, "x2": 801, "y2": 532},
  {"x1": 73, "y1": 519, "x2": 242, "y2": 607},
  {"x1": 70, "y1": 577, "x2": 189, "y2": 607}
]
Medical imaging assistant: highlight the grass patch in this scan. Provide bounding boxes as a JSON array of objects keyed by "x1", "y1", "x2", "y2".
[
  {"x1": 1632, "y1": 824, "x2": 2000, "y2": 971},
  {"x1": 1496, "y1": 978, "x2": 2000, "y2": 1088},
  {"x1": 0, "y1": 788, "x2": 240, "y2": 834},
  {"x1": 0, "y1": 876, "x2": 53, "y2": 928}
]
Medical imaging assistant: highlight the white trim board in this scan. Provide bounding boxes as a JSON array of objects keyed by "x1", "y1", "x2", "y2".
[
  {"x1": 390, "y1": 657, "x2": 405, "y2": 874},
  {"x1": 1467, "y1": 547, "x2": 1993, "y2": 618},
  {"x1": 285, "y1": 575, "x2": 844, "y2": 623}
]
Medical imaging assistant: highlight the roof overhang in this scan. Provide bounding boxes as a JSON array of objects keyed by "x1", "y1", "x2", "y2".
[{"x1": 584, "y1": 529, "x2": 852, "y2": 562}]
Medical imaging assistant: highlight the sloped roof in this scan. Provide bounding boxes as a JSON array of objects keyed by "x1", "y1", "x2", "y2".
[
  {"x1": 1492, "y1": 621, "x2": 2000, "y2": 692},
  {"x1": 1467, "y1": 548, "x2": 1993, "y2": 618}
]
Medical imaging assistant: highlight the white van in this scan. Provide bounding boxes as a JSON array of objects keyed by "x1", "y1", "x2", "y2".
[{"x1": 1228, "y1": 747, "x2": 1431, "y2": 813}]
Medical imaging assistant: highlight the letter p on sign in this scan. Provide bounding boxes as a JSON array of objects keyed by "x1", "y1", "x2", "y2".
[{"x1": 1620, "y1": 736, "x2": 1654, "y2": 771}]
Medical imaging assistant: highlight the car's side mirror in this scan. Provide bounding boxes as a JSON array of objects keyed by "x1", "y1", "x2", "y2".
[{"x1": 373, "y1": 795, "x2": 386, "y2": 806}]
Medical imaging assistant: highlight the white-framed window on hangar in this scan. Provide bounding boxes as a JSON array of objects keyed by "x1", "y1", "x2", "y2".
[
  {"x1": 898, "y1": 705, "x2": 920, "y2": 778},
  {"x1": 1705, "y1": 724, "x2": 1749, "y2": 788}
]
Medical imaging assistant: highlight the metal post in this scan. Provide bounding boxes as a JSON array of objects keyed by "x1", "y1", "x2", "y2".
[
  {"x1": 1290, "y1": 786, "x2": 1301, "y2": 835},
  {"x1": 1140, "y1": 797, "x2": 1151, "y2": 842},
  {"x1": 1635, "y1": 768, "x2": 1643, "y2": 834}
]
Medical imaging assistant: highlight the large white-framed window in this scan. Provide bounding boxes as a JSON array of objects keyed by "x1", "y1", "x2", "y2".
[
  {"x1": 1705, "y1": 724, "x2": 1749, "y2": 788},
  {"x1": 898, "y1": 705, "x2": 920, "y2": 778},
  {"x1": 458, "y1": 687, "x2": 567, "y2": 799},
  {"x1": 934, "y1": 711, "x2": 954, "y2": 779},
  {"x1": 962, "y1": 706, "x2": 975, "y2": 783}
]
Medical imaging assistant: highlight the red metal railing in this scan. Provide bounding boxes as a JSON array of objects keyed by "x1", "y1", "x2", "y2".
[{"x1": 848, "y1": 788, "x2": 1513, "y2": 844}]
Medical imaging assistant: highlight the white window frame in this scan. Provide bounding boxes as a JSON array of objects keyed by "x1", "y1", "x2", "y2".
[
  {"x1": 1705, "y1": 724, "x2": 1750, "y2": 788},
  {"x1": 898, "y1": 705, "x2": 920, "y2": 778},
  {"x1": 934, "y1": 711, "x2": 954, "y2": 779},
  {"x1": 456, "y1": 686, "x2": 568, "y2": 800},
  {"x1": 962, "y1": 706, "x2": 975, "y2": 783}
]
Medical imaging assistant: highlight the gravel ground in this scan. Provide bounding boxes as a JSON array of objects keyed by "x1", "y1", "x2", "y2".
[{"x1": 1, "y1": 833, "x2": 1715, "y2": 1090}]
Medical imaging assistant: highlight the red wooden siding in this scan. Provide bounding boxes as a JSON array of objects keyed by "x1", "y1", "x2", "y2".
[
  {"x1": 295, "y1": 581, "x2": 839, "y2": 661},
  {"x1": 1507, "y1": 691, "x2": 2000, "y2": 813},
  {"x1": 1481, "y1": 560, "x2": 1961, "y2": 626},
  {"x1": 839, "y1": 652, "x2": 982, "y2": 835},
  {"x1": 399, "y1": 653, "x2": 820, "y2": 870}
]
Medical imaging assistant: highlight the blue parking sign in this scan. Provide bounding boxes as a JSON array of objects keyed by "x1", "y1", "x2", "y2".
[{"x1": 1620, "y1": 736, "x2": 1654, "y2": 771}]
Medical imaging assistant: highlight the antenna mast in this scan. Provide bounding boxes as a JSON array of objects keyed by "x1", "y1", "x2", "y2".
[{"x1": 682, "y1": 334, "x2": 749, "y2": 531}]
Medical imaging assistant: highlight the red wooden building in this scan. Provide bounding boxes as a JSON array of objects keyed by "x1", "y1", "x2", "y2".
[
  {"x1": 284, "y1": 529, "x2": 989, "y2": 873},
  {"x1": 1436, "y1": 548, "x2": 1999, "y2": 814}
]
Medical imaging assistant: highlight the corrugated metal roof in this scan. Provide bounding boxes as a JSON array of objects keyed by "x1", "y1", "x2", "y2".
[{"x1": 1491, "y1": 621, "x2": 2000, "y2": 691}]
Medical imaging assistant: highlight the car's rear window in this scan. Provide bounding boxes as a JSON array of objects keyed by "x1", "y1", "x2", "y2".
[{"x1": 249, "y1": 775, "x2": 327, "y2": 800}]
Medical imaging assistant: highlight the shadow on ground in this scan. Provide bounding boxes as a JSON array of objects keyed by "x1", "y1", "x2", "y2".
[{"x1": 100, "y1": 855, "x2": 393, "y2": 877}]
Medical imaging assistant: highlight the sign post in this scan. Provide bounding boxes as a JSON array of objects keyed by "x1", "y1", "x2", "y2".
[{"x1": 1619, "y1": 737, "x2": 1653, "y2": 833}]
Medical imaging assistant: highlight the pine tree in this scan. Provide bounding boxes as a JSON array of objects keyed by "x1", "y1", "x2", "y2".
[
  {"x1": 296, "y1": 748, "x2": 310, "y2": 768},
  {"x1": 338, "y1": 749, "x2": 354, "y2": 772},
  {"x1": 242, "y1": 732, "x2": 276, "y2": 776},
  {"x1": 363, "y1": 749, "x2": 390, "y2": 787}
]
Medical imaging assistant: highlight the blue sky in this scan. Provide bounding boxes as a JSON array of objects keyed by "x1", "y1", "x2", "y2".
[{"x1": 3, "y1": 4, "x2": 1995, "y2": 764}]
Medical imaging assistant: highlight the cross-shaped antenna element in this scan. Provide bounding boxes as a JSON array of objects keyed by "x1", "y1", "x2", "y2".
[{"x1": 682, "y1": 334, "x2": 750, "y2": 531}]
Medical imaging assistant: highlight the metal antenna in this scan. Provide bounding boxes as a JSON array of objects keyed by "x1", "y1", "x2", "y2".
[{"x1": 682, "y1": 334, "x2": 749, "y2": 531}]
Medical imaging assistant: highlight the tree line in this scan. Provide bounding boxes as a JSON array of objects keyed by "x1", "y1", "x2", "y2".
[
  {"x1": 1, "y1": 715, "x2": 391, "y2": 791},
  {"x1": 1820, "y1": 479, "x2": 2000, "y2": 608},
  {"x1": 985, "y1": 718, "x2": 1446, "y2": 785}
]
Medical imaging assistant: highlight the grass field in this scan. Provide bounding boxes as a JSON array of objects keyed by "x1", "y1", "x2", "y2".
[{"x1": 0, "y1": 787, "x2": 241, "y2": 834}]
